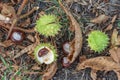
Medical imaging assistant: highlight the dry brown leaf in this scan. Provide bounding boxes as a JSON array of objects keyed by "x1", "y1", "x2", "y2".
[
  {"x1": 91, "y1": 70, "x2": 97, "y2": 80},
  {"x1": 31, "y1": 64, "x2": 41, "y2": 70},
  {"x1": 111, "y1": 15, "x2": 117, "y2": 23},
  {"x1": 111, "y1": 29, "x2": 120, "y2": 48},
  {"x1": 91, "y1": 14, "x2": 109, "y2": 24},
  {"x1": 104, "y1": 15, "x2": 117, "y2": 31},
  {"x1": 104, "y1": 24, "x2": 113, "y2": 31},
  {"x1": 76, "y1": 56, "x2": 120, "y2": 71},
  {"x1": 79, "y1": 55, "x2": 87, "y2": 63},
  {"x1": 42, "y1": 62, "x2": 57, "y2": 80},
  {"x1": 1, "y1": 4, "x2": 16, "y2": 17},
  {"x1": 109, "y1": 48, "x2": 120, "y2": 64},
  {"x1": 26, "y1": 34, "x2": 35, "y2": 42},
  {"x1": 59, "y1": 0, "x2": 83, "y2": 64},
  {"x1": 0, "y1": 40, "x2": 14, "y2": 47}
]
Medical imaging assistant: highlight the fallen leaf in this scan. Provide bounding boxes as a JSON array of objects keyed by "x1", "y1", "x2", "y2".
[
  {"x1": 111, "y1": 29, "x2": 120, "y2": 48},
  {"x1": 0, "y1": 40, "x2": 14, "y2": 47},
  {"x1": 76, "y1": 57, "x2": 120, "y2": 79},
  {"x1": 1, "y1": 4, "x2": 16, "y2": 17},
  {"x1": 91, "y1": 14, "x2": 109, "y2": 24},
  {"x1": 111, "y1": 15, "x2": 117, "y2": 23},
  {"x1": 104, "y1": 24, "x2": 113, "y2": 31},
  {"x1": 79, "y1": 55, "x2": 87, "y2": 63},
  {"x1": 26, "y1": 34, "x2": 35, "y2": 42},
  {"x1": 59, "y1": 0, "x2": 83, "y2": 64},
  {"x1": 31, "y1": 64, "x2": 41, "y2": 70},
  {"x1": 109, "y1": 48, "x2": 120, "y2": 64},
  {"x1": 91, "y1": 70, "x2": 97, "y2": 80},
  {"x1": 104, "y1": 15, "x2": 117, "y2": 31},
  {"x1": 76, "y1": 56, "x2": 120, "y2": 71},
  {"x1": 42, "y1": 62, "x2": 57, "y2": 80}
]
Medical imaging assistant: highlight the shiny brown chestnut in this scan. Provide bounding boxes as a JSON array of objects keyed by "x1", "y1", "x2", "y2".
[
  {"x1": 62, "y1": 57, "x2": 71, "y2": 67},
  {"x1": 10, "y1": 30, "x2": 25, "y2": 43},
  {"x1": 38, "y1": 47, "x2": 49, "y2": 57},
  {"x1": 62, "y1": 42, "x2": 70, "y2": 55}
]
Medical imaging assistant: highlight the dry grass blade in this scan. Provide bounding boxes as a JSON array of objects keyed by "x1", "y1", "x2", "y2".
[
  {"x1": 42, "y1": 62, "x2": 57, "y2": 80},
  {"x1": 59, "y1": 0, "x2": 83, "y2": 64},
  {"x1": 91, "y1": 14, "x2": 109, "y2": 24},
  {"x1": 76, "y1": 56, "x2": 120, "y2": 71}
]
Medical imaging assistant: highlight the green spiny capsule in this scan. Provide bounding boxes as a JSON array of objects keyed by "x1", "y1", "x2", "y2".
[
  {"x1": 35, "y1": 14, "x2": 61, "y2": 37},
  {"x1": 87, "y1": 30, "x2": 109, "y2": 52},
  {"x1": 34, "y1": 43, "x2": 57, "y2": 64}
]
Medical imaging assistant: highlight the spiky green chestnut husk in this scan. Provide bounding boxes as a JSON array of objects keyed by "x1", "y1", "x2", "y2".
[
  {"x1": 87, "y1": 30, "x2": 109, "y2": 52},
  {"x1": 35, "y1": 14, "x2": 61, "y2": 37},
  {"x1": 34, "y1": 43, "x2": 57, "y2": 64}
]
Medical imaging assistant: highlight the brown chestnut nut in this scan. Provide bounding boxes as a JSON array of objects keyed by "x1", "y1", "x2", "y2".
[
  {"x1": 10, "y1": 30, "x2": 24, "y2": 43},
  {"x1": 62, "y1": 57, "x2": 71, "y2": 67},
  {"x1": 38, "y1": 47, "x2": 49, "y2": 57},
  {"x1": 62, "y1": 42, "x2": 70, "y2": 54}
]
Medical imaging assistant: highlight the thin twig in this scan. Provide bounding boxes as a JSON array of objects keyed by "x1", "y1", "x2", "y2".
[
  {"x1": 7, "y1": 0, "x2": 28, "y2": 39},
  {"x1": 19, "y1": 7, "x2": 39, "y2": 19},
  {"x1": 17, "y1": 0, "x2": 28, "y2": 16},
  {"x1": 0, "y1": 24, "x2": 35, "y2": 33}
]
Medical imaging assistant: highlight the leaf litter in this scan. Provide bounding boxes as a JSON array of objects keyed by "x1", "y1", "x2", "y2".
[{"x1": 0, "y1": 0, "x2": 120, "y2": 80}]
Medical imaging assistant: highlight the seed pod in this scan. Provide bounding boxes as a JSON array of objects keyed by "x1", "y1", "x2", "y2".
[
  {"x1": 34, "y1": 43, "x2": 57, "y2": 64},
  {"x1": 35, "y1": 14, "x2": 61, "y2": 37}
]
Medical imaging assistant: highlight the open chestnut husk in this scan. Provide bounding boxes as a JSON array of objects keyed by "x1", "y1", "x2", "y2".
[{"x1": 10, "y1": 29, "x2": 25, "y2": 43}]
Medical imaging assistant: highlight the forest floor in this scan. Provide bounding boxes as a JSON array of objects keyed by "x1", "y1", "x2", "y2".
[{"x1": 0, "y1": 0, "x2": 120, "y2": 80}]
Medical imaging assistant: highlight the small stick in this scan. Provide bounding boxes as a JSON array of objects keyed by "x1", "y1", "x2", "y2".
[
  {"x1": 7, "y1": 0, "x2": 28, "y2": 39},
  {"x1": 17, "y1": 0, "x2": 28, "y2": 16},
  {"x1": 0, "y1": 24, "x2": 35, "y2": 33},
  {"x1": 6, "y1": 19, "x2": 17, "y2": 39},
  {"x1": 19, "y1": 7, "x2": 39, "y2": 19}
]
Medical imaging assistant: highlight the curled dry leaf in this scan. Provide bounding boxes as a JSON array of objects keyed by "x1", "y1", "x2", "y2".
[
  {"x1": 104, "y1": 15, "x2": 117, "y2": 31},
  {"x1": 59, "y1": 0, "x2": 83, "y2": 64},
  {"x1": 90, "y1": 14, "x2": 109, "y2": 24},
  {"x1": 42, "y1": 62, "x2": 57, "y2": 80},
  {"x1": 76, "y1": 56, "x2": 120, "y2": 71},
  {"x1": 0, "y1": 14, "x2": 11, "y2": 23},
  {"x1": 76, "y1": 56, "x2": 120, "y2": 79},
  {"x1": 1, "y1": 4, "x2": 16, "y2": 17},
  {"x1": 111, "y1": 29, "x2": 120, "y2": 48},
  {"x1": 109, "y1": 48, "x2": 120, "y2": 64}
]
